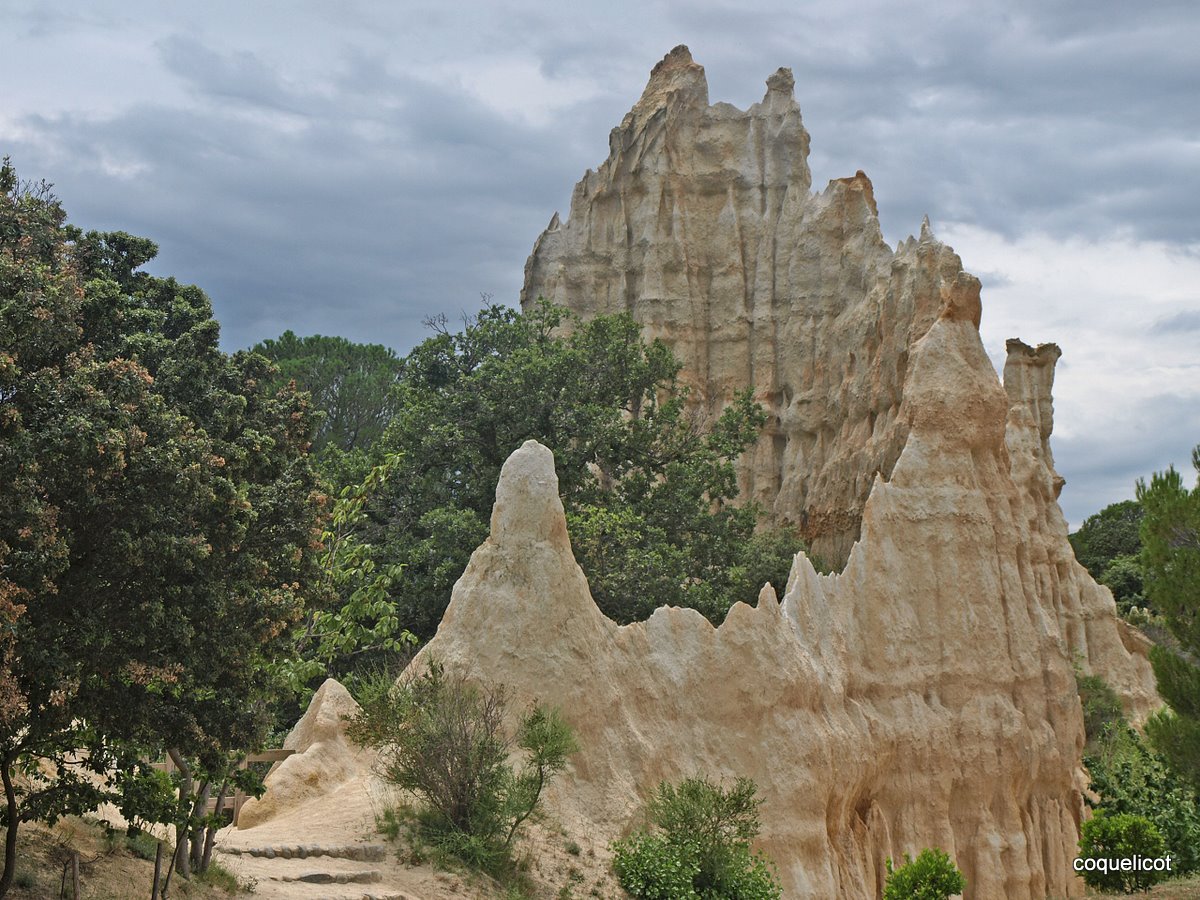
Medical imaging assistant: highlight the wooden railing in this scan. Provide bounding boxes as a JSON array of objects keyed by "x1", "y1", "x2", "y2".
[{"x1": 150, "y1": 748, "x2": 295, "y2": 826}]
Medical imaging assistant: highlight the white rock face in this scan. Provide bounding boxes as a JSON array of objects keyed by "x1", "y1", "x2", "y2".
[
  {"x1": 237, "y1": 678, "x2": 368, "y2": 829},
  {"x1": 423, "y1": 361, "x2": 1086, "y2": 897},
  {"x1": 523, "y1": 45, "x2": 958, "y2": 567},
  {"x1": 521, "y1": 45, "x2": 1156, "y2": 723}
]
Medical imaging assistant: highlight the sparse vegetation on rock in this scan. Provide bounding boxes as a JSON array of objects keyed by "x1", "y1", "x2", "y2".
[{"x1": 347, "y1": 661, "x2": 578, "y2": 879}]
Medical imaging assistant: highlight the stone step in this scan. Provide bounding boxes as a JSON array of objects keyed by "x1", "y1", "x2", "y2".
[
  {"x1": 223, "y1": 842, "x2": 388, "y2": 861},
  {"x1": 275, "y1": 869, "x2": 382, "y2": 885}
]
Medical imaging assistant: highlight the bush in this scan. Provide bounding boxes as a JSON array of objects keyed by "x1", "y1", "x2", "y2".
[
  {"x1": 1078, "y1": 811, "x2": 1168, "y2": 893},
  {"x1": 1085, "y1": 722, "x2": 1200, "y2": 874},
  {"x1": 1075, "y1": 668, "x2": 1125, "y2": 745},
  {"x1": 611, "y1": 776, "x2": 781, "y2": 900},
  {"x1": 882, "y1": 849, "x2": 965, "y2": 900},
  {"x1": 347, "y1": 661, "x2": 578, "y2": 877}
]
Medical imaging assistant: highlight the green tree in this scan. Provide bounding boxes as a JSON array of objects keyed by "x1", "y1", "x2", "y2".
[
  {"x1": 362, "y1": 300, "x2": 800, "y2": 638},
  {"x1": 1070, "y1": 499, "x2": 1148, "y2": 614},
  {"x1": 277, "y1": 454, "x2": 417, "y2": 699},
  {"x1": 0, "y1": 159, "x2": 324, "y2": 893},
  {"x1": 1085, "y1": 721, "x2": 1200, "y2": 875},
  {"x1": 1077, "y1": 811, "x2": 1168, "y2": 893},
  {"x1": 253, "y1": 331, "x2": 402, "y2": 477},
  {"x1": 1070, "y1": 499, "x2": 1144, "y2": 578},
  {"x1": 1138, "y1": 446, "x2": 1200, "y2": 792}
]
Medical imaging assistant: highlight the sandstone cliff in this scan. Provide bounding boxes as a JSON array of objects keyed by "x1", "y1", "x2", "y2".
[
  {"x1": 521, "y1": 45, "x2": 1156, "y2": 723},
  {"x1": 522, "y1": 45, "x2": 958, "y2": 567},
  {"x1": 419, "y1": 352, "x2": 1084, "y2": 899}
]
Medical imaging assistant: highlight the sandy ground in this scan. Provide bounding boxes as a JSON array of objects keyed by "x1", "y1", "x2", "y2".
[{"x1": 215, "y1": 774, "x2": 621, "y2": 899}]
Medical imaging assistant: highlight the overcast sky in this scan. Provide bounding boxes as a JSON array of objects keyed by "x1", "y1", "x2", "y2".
[{"x1": 2, "y1": 0, "x2": 1197, "y2": 526}]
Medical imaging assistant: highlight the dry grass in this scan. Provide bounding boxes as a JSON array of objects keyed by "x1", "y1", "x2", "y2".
[{"x1": 3, "y1": 816, "x2": 245, "y2": 900}]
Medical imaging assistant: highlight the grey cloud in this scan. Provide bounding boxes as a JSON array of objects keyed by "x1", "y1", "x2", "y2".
[
  {"x1": 157, "y1": 35, "x2": 304, "y2": 113},
  {"x1": 1151, "y1": 310, "x2": 1200, "y2": 334},
  {"x1": 6, "y1": 38, "x2": 579, "y2": 352},
  {"x1": 1055, "y1": 392, "x2": 1200, "y2": 526}
]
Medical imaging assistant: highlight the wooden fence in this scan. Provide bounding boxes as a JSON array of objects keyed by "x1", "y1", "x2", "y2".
[{"x1": 150, "y1": 749, "x2": 294, "y2": 826}]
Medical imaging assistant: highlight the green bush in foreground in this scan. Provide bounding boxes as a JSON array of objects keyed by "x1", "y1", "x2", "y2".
[
  {"x1": 1078, "y1": 811, "x2": 1168, "y2": 893},
  {"x1": 882, "y1": 848, "x2": 965, "y2": 900},
  {"x1": 612, "y1": 776, "x2": 781, "y2": 900}
]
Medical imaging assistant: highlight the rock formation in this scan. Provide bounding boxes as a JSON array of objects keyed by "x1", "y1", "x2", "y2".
[
  {"x1": 421, "y1": 416, "x2": 1083, "y2": 896},
  {"x1": 524, "y1": 45, "x2": 979, "y2": 567},
  {"x1": 523, "y1": 45, "x2": 1156, "y2": 723},
  {"x1": 244, "y1": 48, "x2": 1162, "y2": 899},
  {"x1": 237, "y1": 679, "x2": 368, "y2": 829}
]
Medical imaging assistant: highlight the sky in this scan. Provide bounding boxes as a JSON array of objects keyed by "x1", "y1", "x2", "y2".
[{"x1": 2, "y1": 0, "x2": 1197, "y2": 527}]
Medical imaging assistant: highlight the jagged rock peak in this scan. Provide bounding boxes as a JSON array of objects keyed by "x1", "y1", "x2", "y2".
[
  {"x1": 632, "y1": 44, "x2": 709, "y2": 117},
  {"x1": 766, "y1": 65, "x2": 795, "y2": 95}
]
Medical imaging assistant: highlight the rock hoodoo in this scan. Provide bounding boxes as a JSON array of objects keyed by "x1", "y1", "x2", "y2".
[
  {"x1": 522, "y1": 44, "x2": 955, "y2": 567},
  {"x1": 237, "y1": 679, "x2": 368, "y2": 829},
  {"x1": 521, "y1": 45, "x2": 1156, "y2": 723}
]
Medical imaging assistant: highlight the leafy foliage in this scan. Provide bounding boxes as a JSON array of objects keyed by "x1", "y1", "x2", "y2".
[
  {"x1": 1074, "y1": 666, "x2": 1125, "y2": 745},
  {"x1": 1084, "y1": 722, "x2": 1200, "y2": 875},
  {"x1": 1077, "y1": 811, "x2": 1168, "y2": 893},
  {"x1": 1070, "y1": 499, "x2": 1144, "y2": 579},
  {"x1": 347, "y1": 661, "x2": 578, "y2": 877},
  {"x1": 1099, "y1": 554, "x2": 1147, "y2": 615},
  {"x1": 277, "y1": 454, "x2": 417, "y2": 698},
  {"x1": 882, "y1": 849, "x2": 966, "y2": 900},
  {"x1": 1138, "y1": 445, "x2": 1200, "y2": 791},
  {"x1": 0, "y1": 158, "x2": 324, "y2": 892},
  {"x1": 253, "y1": 330, "x2": 403, "y2": 471},
  {"x1": 611, "y1": 777, "x2": 781, "y2": 900},
  {"x1": 1069, "y1": 499, "x2": 1148, "y2": 615},
  {"x1": 361, "y1": 300, "x2": 800, "y2": 638}
]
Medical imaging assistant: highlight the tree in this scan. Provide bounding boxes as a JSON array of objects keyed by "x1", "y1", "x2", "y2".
[
  {"x1": 1138, "y1": 446, "x2": 1200, "y2": 793},
  {"x1": 1070, "y1": 499, "x2": 1144, "y2": 578},
  {"x1": 1077, "y1": 812, "x2": 1168, "y2": 893},
  {"x1": 253, "y1": 331, "x2": 403, "y2": 478},
  {"x1": 1085, "y1": 721, "x2": 1200, "y2": 875},
  {"x1": 882, "y1": 849, "x2": 966, "y2": 900},
  {"x1": 1070, "y1": 499, "x2": 1147, "y2": 614},
  {"x1": 0, "y1": 159, "x2": 324, "y2": 893},
  {"x1": 276, "y1": 454, "x2": 417, "y2": 700},
  {"x1": 360, "y1": 300, "x2": 801, "y2": 639}
]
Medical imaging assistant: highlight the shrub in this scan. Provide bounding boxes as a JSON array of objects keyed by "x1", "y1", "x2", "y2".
[
  {"x1": 611, "y1": 776, "x2": 781, "y2": 900},
  {"x1": 1085, "y1": 721, "x2": 1200, "y2": 874},
  {"x1": 347, "y1": 661, "x2": 578, "y2": 877},
  {"x1": 1075, "y1": 668, "x2": 1125, "y2": 745},
  {"x1": 883, "y1": 849, "x2": 965, "y2": 900},
  {"x1": 1078, "y1": 811, "x2": 1168, "y2": 893}
]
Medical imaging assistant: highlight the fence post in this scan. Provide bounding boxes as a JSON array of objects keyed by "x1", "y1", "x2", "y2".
[{"x1": 151, "y1": 841, "x2": 163, "y2": 900}]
